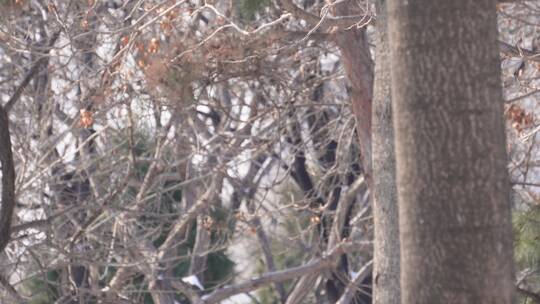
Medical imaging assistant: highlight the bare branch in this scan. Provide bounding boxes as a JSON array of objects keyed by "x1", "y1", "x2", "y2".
[
  {"x1": 327, "y1": 175, "x2": 366, "y2": 249},
  {"x1": 199, "y1": 242, "x2": 370, "y2": 304},
  {"x1": 285, "y1": 274, "x2": 319, "y2": 304},
  {"x1": 517, "y1": 286, "x2": 540, "y2": 304},
  {"x1": 335, "y1": 260, "x2": 373, "y2": 304},
  {"x1": 280, "y1": 0, "x2": 367, "y2": 30},
  {"x1": 0, "y1": 273, "x2": 24, "y2": 303},
  {"x1": 4, "y1": 30, "x2": 61, "y2": 112},
  {"x1": 499, "y1": 40, "x2": 540, "y2": 62}
]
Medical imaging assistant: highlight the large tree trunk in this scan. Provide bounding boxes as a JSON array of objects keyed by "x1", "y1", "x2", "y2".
[
  {"x1": 387, "y1": 0, "x2": 515, "y2": 303},
  {"x1": 371, "y1": 0, "x2": 400, "y2": 303}
]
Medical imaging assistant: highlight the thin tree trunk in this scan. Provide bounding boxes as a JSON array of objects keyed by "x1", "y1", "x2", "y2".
[
  {"x1": 334, "y1": 27, "x2": 374, "y2": 178},
  {"x1": 333, "y1": 4, "x2": 374, "y2": 302},
  {"x1": 371, "y1": 0, "x2": 400, "y2": 303},
  {"x1": 388, "y1": 0, "x2": 515, "y2": 303},
  {"x1": 189, "y1": 214, "x2": 211, "y2": 281},
  {"x1": 0, "y1": 105, "x2": 16, "y2": 254}
]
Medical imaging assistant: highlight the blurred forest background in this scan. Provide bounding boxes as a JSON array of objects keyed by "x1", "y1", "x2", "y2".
[{"x1": 0, "y1": 0, "x2": 539, "y2": 303}]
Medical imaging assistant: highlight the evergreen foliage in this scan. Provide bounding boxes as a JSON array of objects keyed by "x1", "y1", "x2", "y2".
[
  {"x1": 238, "y1": 0, "x2": 269, "y2": 20},
  {"x1": 23, "y1": 133, "x2": 235, "y2": 303}
]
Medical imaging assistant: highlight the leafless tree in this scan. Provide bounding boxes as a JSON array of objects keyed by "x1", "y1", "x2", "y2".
[{"x1": 0, "y1": 0, "x2": 538, "y2": 304}]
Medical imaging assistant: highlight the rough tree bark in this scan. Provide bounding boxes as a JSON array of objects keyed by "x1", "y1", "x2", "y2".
[
  {"x1": 371, "y1": 0, "x2": 400, "y2": 303},
  {"x1": 388, "y1": 0, "x2": 515, "y2": 303}
]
